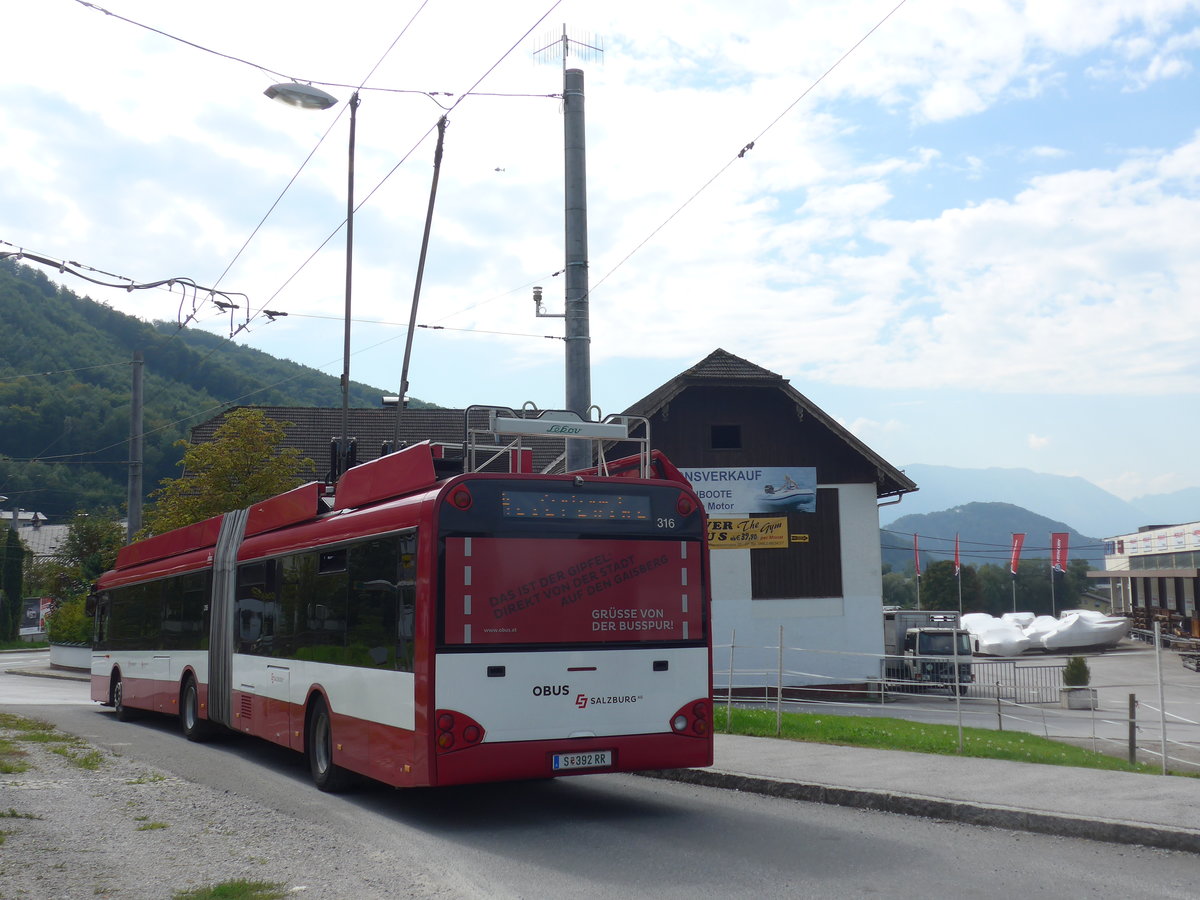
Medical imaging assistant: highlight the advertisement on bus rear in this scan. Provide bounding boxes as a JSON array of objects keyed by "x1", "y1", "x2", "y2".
[{"x1": 443, "y1": 537, "x2": 702, "y2": 645}]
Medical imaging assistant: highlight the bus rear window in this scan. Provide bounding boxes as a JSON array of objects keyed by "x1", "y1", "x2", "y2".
[{"x1": 442, "y1": 537, "x2": 703, "y2": 646}]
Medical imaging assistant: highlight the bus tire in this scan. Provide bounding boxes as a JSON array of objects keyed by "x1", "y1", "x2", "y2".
[
  {"x1": 307, "y1": 697, "x2": 351, "y2": 793},
  {"x1": 180, "y1": 677, "x2": 214, "y2": 742},
  {"x1": 113, "y1": 671, "x2": 136, "y2": 722}
]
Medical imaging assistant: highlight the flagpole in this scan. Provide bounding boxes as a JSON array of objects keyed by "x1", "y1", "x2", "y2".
[
  {"x1": 1010, "y1": 533, "x2": 1025, "y2": 615},
  {"x1": 955, "y1": 532, "x2": 962, "y2": 616},
  {"x1": 1049, "y1": 532, "x2": 1069, "y2": 618},
  {"x1": 913, "y1": 533, "x2": 921, "y2": 611},
  {"x1": 1050, "y1": 559, "x2": 1057, "y2": 617}
]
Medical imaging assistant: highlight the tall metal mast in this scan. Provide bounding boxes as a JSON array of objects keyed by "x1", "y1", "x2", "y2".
[{"x1": 534, "y1": 27, "x2": 603, "y2": 472}]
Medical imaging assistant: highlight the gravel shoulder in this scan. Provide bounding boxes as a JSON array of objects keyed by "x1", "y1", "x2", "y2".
[{"x1": 0, "y1": 714, "x2": 452, "y2": 900}]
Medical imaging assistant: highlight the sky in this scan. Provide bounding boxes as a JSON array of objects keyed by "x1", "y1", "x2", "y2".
[{"x1": 3, "y1": 0, "x2": 1200, "y2": 502}]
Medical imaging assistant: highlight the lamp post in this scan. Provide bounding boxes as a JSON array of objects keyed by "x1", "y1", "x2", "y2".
[{"x1": 266, "y1": 81, "x2": 357, "y2": 480}]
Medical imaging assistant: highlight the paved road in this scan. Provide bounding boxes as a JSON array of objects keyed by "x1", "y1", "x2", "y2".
[{"x1": 6, "y1": 694, "x2": 1199, "y2": 899}]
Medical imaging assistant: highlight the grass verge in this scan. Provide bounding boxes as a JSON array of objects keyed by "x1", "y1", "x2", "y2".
[
  {"x1": 713, "y1": 706, "x2": 1189, "y2": 776},
  {"x1": 0, "y1": 711, "x2": 106, "y2": 771},
  {"x1": 173, "y1": 880, "x2": 288, "y2": 900}
]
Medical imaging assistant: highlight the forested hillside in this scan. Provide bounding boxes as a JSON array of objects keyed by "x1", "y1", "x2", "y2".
[
  {"x1": 880, "y1": 501, "x2": 1103, "y2": 571},
  {"x1": 0, "y1": 260, "x2": 427, "y2": 519}
]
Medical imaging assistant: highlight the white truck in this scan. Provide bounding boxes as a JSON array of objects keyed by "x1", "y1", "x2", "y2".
[{"x1": 882, "y1": 608, "x2": 973, "y2": 694}]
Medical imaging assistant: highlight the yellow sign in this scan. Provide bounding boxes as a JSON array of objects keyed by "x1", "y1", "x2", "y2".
[
  {"x1": 791, "y1": 534, "x2": 809, "y2": 543},
  {"x1": 707, "y1": 517, "x2": 788, "y2": 549}
]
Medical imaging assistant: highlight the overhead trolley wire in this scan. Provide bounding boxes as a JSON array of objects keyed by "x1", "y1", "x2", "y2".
[{"x1": 588, "y1": 0, "x2": 910, "y2": 300}]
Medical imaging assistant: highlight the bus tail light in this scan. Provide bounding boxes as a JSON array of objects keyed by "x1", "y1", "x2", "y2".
[
  {"x1": 434, "y1": 709, "x2": 486, "y2": 754},
  {"x1": 449, "y1": 486, "x2": 473, "y2": 510},
  {"x1": 676, "y1": 493, "x2": 696, "y2": 517},
  {"x1": 669, "y1": 699, "x2": 711, "y2": 737}
]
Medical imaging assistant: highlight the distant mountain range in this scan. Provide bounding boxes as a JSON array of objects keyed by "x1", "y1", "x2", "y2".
[
  {"x1": 881, "y1": 502, "x2": 1102, "y2": 572},
  {"x1": 884, "y1": 464, "x2": 1199, "y2": 539}
]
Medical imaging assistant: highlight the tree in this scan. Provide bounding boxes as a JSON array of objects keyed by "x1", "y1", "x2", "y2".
[
  {"x1": 916, "y1": 560, "x2": 981, "y2": 612},
  {"x1": 882, "y1": 571, "x2": 915, "y2": 608},
  {"x1": 26, "y1": 511, "x2": 124, "y2": 644},
  {"x1": 143, "y1": 408, "x2": 313, "y2": 535},
  {"x1": 1, "y1": 528, "x2": 26, "y2": 640}
]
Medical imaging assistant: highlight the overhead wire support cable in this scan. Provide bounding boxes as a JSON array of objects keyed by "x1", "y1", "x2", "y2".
[
  {"x1": 242, "y1": 0, "x2": 565, "y2": 330},
  {"x1": 588, "y1": 0, "x2": 909, "y2": 300}
]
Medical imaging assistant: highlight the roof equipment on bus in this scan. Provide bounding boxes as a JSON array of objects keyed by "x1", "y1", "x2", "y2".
[{"x1": 463, "y1": 405, "x2": 651, "y2": 477}]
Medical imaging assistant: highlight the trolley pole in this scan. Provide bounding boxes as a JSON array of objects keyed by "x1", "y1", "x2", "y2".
[{"x1": 563, "y1": 67, "x2": 592, "y2": 473}]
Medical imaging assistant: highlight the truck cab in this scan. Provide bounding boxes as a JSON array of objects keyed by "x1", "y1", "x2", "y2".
[{"x1": 884, "y1": 609, "x2": 973, "y2": 694}]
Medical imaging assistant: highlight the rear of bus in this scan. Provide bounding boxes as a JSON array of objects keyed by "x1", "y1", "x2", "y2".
[{"x1": 432, "y1": 473, "x2": 712, "y2": 785}]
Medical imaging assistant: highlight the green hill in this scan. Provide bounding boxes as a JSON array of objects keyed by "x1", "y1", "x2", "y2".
[
  {"x1": 881, "y1": 501, "x2": 1103, "y2": 572},
  {"x1": 0, "y1": 259, "x2": 429, "y2": 520}
]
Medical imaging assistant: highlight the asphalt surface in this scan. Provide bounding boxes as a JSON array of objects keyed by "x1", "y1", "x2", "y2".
[{"x1": 7, "y1": 650, "x2": 1200, "y2": 855}]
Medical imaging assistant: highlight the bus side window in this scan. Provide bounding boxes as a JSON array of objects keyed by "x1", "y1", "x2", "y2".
[
  {"x1": 94, "y1": 594, "x2": 110, "y2": 647},
  {"x1": 348, "y1": 537, "x2": 401, "y2": 670},
  {"x1": 342, "y1": 532, "x2": 417, "y2": 671},
  {"x1": 236, "y1": 561, "x2": 279, "y2": 655},
  {"x1": 397, "y1": 534, "x2": 417, "y2": 672}
]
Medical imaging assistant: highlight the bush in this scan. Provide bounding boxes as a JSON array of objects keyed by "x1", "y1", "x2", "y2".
[
  {"x1": 1062, "y1": 655, "x2": 1090, "y2": 687},
  {"x1": 45, "y1": 597, "x2": 92, "y2": 644}
]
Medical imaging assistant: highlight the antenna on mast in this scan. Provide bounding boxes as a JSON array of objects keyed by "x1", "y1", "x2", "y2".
[{"x1": 532, "y1": 24, "x2": 604, "y2": 73}]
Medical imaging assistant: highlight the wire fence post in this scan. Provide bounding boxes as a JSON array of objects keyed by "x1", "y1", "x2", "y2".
[
  {"x1": 1128, "y1": 693, "x2": 1137, "y2": 765},
  {"x1": 952, "y1": 627, "x2": 963, "y2": 753},
  {"x1": 1155, "y1": 621, "x2": 1167, "y2": 775},
  {"x1": 725, "y1": 628, "x2": 735, "y2": 732},
  {"x1": 775, "y1": 625, "x2": 784, "y2": 737},
  {"x1": 996, "y1": 683, "x2": 1003, "y2": 731},
  {"x1": 1090, "y1": 692, "x2": 1097, "y2": 754}
]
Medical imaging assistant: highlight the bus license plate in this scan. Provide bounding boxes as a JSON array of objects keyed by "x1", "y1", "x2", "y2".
[{"x1": 552, "y1": 750, "x2": 612, "y2": 771}]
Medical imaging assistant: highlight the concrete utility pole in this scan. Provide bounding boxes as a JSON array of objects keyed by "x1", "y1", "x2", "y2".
[
  {"x1": 127, "y1": 351, "x2": 143, "y2": 541},
  {"x1": 563, "y1": 67, "x2": 592, "y2": 472}
]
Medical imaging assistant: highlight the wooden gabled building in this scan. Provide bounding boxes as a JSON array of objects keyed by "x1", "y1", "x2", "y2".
[{"x1": 620, "y1": 349, "x2": 917, "y2": 696}]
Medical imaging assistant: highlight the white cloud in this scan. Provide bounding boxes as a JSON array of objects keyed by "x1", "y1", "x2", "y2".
[
  {"x1": 4, "y1": 0, "x2": 1200, "y2": 494},
  {"x1": 1027, "y1": 434, "x2": 1050, "y2": 450},
  {"x1": 1026, "y1": 145, "x2": 1068, "y2": 159}
]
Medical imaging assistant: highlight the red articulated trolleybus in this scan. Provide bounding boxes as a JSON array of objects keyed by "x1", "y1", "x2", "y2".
[{"x1": 89, "y1": 408, "x2": 712, "y2": 791}]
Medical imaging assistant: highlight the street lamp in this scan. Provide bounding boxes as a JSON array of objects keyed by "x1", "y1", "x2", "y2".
[
  {"x1": 264, "y1": 82, "x2": 338, "y2": 110},
  {"x1": 266, "y1": 81, "x2": 358, "y2": 480}
]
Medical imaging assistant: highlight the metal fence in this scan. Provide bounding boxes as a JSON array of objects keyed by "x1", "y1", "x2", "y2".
[
  {"x1": 968, "y1": 660, "x2": 1065, "y2": 704},
  {"x1": 711, "y1": 623, "x2": 1200, "y2": 774}
]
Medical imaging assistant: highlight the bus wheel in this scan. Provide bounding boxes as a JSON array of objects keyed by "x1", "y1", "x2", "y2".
[
  {"x1": 113, "y1": 672, "x2": 136, "y2": 722},
  {"x1": 180, "y1": 678, "x2": 214, "y2": 743},
  {"x1": 307, "y1": 697, "x2": 351, "y2": 793}
]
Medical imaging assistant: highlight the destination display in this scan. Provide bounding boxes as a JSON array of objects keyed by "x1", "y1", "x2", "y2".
[{"x1": 500, "y1": 490, "x2": 652, "y2": 521}]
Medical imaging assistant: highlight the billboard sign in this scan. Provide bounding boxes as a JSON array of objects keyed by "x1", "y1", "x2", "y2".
[{"x1": 680, "y1": 467, "x2": 817, "y2": 515}]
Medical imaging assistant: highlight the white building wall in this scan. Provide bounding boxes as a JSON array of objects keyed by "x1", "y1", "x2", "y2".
[{"x1": 710, "y1": 483, "x2": 885, "y2": 690}]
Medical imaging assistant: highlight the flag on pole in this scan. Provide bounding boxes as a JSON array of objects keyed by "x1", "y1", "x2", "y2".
[
  {"x1": 1051, "y1": 532, "x2": 1070, "y2": 573},
  {"x1": 913, "y1": 533, "x2": 921, "y2": 576},
  {"x1": 1010, "y1": 533, "x2": 1025, "y2": 575},
  {"x1": 954, "y1": 533, "x2": 961, "y2": 576}
]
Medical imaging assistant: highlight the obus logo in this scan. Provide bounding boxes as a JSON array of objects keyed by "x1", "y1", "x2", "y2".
[{"x1": 532, "y1": 684, "x2": 570, "y2": 697}]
